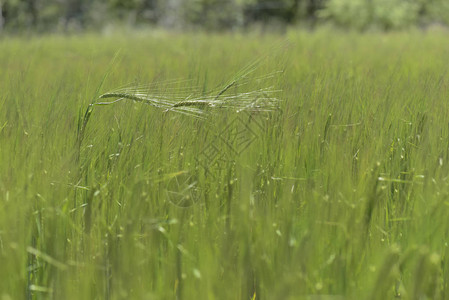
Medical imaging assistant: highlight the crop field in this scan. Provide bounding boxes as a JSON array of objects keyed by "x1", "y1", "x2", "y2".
[{"x1": 1, "y1": 29, "x2": 449, "y2": 299}]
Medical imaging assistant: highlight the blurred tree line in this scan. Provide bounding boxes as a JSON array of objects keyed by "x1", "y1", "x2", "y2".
[{"x1": 0, "y1": 0, "x2": 448, "y2": 32}]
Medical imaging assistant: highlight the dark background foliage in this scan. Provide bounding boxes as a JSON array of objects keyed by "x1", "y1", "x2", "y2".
[{"x1": 0, "y1": 0, "x2": 448, "y2": 33}]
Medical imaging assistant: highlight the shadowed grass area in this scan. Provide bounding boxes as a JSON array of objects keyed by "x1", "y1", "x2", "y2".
[{"x1": 1, "y1": 29, "x2": 449, "y2": 299}]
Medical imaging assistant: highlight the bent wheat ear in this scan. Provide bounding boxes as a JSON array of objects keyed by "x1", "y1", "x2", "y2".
[
  {"x1": 97, "y1": 90, "x2": 207, "y2": 118},
  {"x1": 99, "y1": 92, "x2": 148, "y2": 102},
  {"x1": 96, "y1": 58, "x2": 283, "y2": 118}
]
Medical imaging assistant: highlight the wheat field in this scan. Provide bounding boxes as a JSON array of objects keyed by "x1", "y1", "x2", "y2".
[{"x1": 1, "y1": 29, "x2": 449, "y2": 299}]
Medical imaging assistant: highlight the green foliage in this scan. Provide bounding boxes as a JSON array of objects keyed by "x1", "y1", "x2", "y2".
[
  {"x1": 2, "y1": 0, "x2": 449, "y2": 32},
  {"x1": 185, "y1": 0, "x2": 242, "y2": 30},
  {"x1": 426, "y1": 0, "x2": 449, "y2": 25},
  {"x1": 321, "y1": 0, "x2": 449, "y2": 30}
]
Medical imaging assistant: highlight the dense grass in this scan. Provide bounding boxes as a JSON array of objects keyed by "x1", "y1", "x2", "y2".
[{"x1": 1, "y1": 29, "x2": 449, "y2": 299}]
